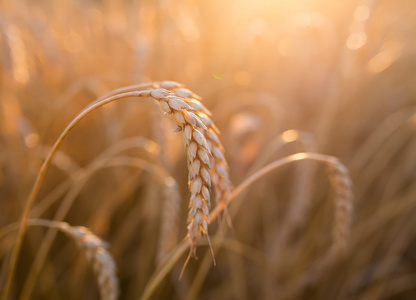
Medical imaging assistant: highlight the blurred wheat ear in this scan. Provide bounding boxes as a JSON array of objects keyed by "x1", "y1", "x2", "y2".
[
  {"x1": 327, "y1": 159, "x2": 354, "y2": 256},
  {"x1": 1, "y1": 219, "x2": 119, "y2": 300},
  {"x1": 60, "y1": 224, "x2": 119, "y2": 300},
  {"x1": 157, "y1": 177, "x2": 182, "y2": 264}
]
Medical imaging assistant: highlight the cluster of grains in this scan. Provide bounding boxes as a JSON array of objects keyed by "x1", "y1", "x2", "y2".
[
  {"x1": 174, "y1": 88, "x2": 231, "y2": 208},
  {"x1": 327, "y1": 160, "x2": 354, "y2": 255},
  {"x1": 60, "y1": 224, "x2": 119, "y2": 300},
  {"x1": 150, "y1": 84, "x2": 230, "y2": 257}
]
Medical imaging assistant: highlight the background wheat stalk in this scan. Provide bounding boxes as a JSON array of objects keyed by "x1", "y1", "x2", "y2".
[{"x1": 60, "y1": 224, "x2": 119, "y2": 300}]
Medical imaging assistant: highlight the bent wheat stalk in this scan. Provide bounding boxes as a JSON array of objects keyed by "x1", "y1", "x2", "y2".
[{"x1": 141, "y1": 152, "x2": 354, "y2": 300}]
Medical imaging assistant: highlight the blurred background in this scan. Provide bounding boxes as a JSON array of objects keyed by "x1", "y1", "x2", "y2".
[{"x1": 1, "y1": 0, "x2": 416, "y2": 299}]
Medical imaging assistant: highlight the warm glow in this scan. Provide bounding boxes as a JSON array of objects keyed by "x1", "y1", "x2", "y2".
[
  {"x1": 1, "y1": 1, "x2": 415, "y2": 299},
  {"x1": 281, "y1": 129, "x2": 299, "y2": 143}
]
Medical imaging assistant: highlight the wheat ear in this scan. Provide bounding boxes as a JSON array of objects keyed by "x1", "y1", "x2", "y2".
[
  {"x1": 150, "y1": 88, "x2": 213, "y2": 257},
  {"x1": 174, "y1": 88, "x2": 232, "y2": 209},
  {"x1": 157, "y1": 177, "x2": 182, "y2": 264},
  {"x1": 60, "y1": 224, "x2": 119, "y2": 300},
  {"x1": 1, "y1": 219, "x2": 118, "y2": 300},
  {"x1": 327, "y1": 160, "x2": 354, "y2": 255}
]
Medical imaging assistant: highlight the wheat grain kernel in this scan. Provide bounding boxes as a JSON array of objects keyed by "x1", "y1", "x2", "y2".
[{"x1": 168, "y1": 97, "x2": 191, "y2": 110}]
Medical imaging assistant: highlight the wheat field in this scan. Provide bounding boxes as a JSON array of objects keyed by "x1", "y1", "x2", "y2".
[{"x1": 1, "y1": 0, "x2": 416, "y2": 299}]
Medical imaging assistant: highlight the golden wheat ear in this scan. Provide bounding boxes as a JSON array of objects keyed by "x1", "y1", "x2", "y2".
[
  {"x1": 150, "y1": 86, "x2": 232, "y2": 259},
  {"x1": 150, "y1": 88, "x2": 212, "y2": 258},
  {"x1": 173, "y1": 88, "x2": 235, "y2": 232},
  {"x1": 173, "y1": 88, "x2": 232, "y2": 212}
]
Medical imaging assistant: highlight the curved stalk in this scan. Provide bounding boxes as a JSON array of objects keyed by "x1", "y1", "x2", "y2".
[{"x1": 141, "y1": 152, "x2": 341, "y2": 299}]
